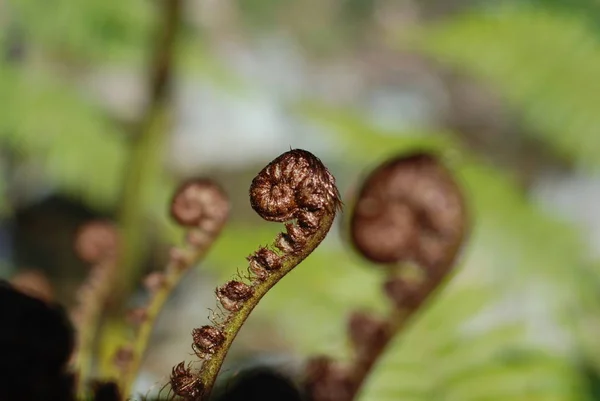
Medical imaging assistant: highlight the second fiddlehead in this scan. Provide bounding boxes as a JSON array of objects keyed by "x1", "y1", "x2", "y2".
[{"x1": 305, "y1": 152, "x2": 468, "y2": 401}]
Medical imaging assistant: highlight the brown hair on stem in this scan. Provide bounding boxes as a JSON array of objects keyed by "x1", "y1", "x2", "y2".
[
  {"x1": 118, "y1": 178, "x2": 229, "y2": 398},
  {"x1": 305, "y1": 151, "x2": 468, "y2": 401},
  {"x1": 169, "y1": 149, "x2": 341, "y2": 400}
]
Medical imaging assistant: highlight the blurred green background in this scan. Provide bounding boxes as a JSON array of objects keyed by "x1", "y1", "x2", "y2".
[{"x1": 2, "y1": 0, "x2": 600, "y2": 400}]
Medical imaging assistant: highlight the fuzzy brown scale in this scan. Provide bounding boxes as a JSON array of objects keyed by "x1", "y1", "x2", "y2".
[
  {"x1": 170, "y1": 179, "x2": 229, "y2": 229},
  {"x1": 305, "y1": 357, "x2": 354, "y2": 401},
  {"x1": 349, "y1": 152, "x2": 466, "y2": 271},
  {"x1": 192, "y1": 326, "x2": 225, "y2": 357},
  {"x1": 247, "y1": 247, "x2": 282, "y2": 280},
  {"x1": 348, "y1": 311, "x2": 390, "y2": 358},
  {"x1": 383, "y1": 276, "x2": 425, "y2": 310},
  {"x1": 170, "y1": 362, "x2": 204, "y2": 399},
  {"x1": 216, "y1": 281, "x2": 254, "y2": 312}
]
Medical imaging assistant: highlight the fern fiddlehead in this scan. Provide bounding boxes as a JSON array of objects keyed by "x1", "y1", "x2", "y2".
[
  {"x1": 169, "y1": 149, "x2": 342, "y2": 400},
  {"x1": 305, "y1": 152, "x2": 468, "y2": 401}
]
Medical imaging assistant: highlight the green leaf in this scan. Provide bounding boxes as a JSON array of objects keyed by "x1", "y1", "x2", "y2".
[
  {"x1": 412, "y1": 5, "x2": 600, "y2": 170},
  {"x1": 0, "y1": 65, "x2": 128, "y2": 210},
  {"x1": 8, "y1": 0, "x2": 154, "y2": 61}
]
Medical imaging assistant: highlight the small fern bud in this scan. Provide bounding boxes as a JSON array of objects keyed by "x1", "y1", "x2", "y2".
[
  {"x1": 170, "y1": 362, "x2": 204, "y2": 399},
  {"x1": 216, "y1": 281, "x2": 254, "y2": 312},
  {"x1": 348, "y1": 311, "x2": 389, "y2": 356},
  {"x1": 192, "y1": 326, "x2": 225, "y2": 358},
  {"x1": 170, "y1": 178, "x2": 229, "y2": 229},
  {"x1": 304, "y1": 356, "x2": 353, "y2": 401},
  {"x1": 143, "y1": 271, "x2": 167, "y2": 294},
  {"x1": 74, "y1": 221, "x2": 119, "y2": 264},
  {"x1": 247, "y1": 247, "x2": 282, "y2": 280}
]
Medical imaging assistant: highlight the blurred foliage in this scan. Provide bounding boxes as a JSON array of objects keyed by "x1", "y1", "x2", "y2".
[
  {"x1": 412, "y1": 5, "x2": 600, "y2": 170},
  {"x1": 0, "y1": 64, "x2": 127, "y2": 210},
  {"x1": 7, "y1": 0, "x2": 154, "y2": 62},
  {"x1": 2, "y1": 0, "x2": 600, "y2": 400}
]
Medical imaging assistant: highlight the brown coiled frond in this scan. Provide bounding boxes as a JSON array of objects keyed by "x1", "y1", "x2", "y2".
[
  {"x1": 171, "y1": 179, "x2": 229, "y2": 230},
  {"x1": 250, "y1": 149, "x2": 341, "y2": 223},
  {"x1": 350, "y1": 153, "x2": 466, "y2": 271},
  {"x1": 305, "y1": 152, "x2": 468, "y2": 401}
]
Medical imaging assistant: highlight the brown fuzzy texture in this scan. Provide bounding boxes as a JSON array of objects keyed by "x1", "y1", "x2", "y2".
[
  {"x1": 171, "y1": 362, "x2": 204, "y2": 399},
  {"x1": 250, "y1": 149, "x2": 340, "y2": 223},
  {"x1": 74, "y1": 221, "x2": 120, "y2": 264},
  {"x1": 170, "y1": 179, "x2": 230, "y2": 229},
  {"x1": 192, "y1": 326, "x2": 226, "y2": 358},
  {"x1": 216, "y1": 281, "x2": 254, "y2": 312},
  {"x1": 347, "y1": 311, "x2": 390, "y2": 358},
  {"x1": 305, "y1": 357, "x2": 354, "y2": 401},
  {"x1": 350, "y1": 153, "x2": 466, "y2": 270}
]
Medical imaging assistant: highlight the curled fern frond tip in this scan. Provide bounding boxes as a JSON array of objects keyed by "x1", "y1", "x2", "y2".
[
  {"x1": 170, "y1": 178, "x2": 230, "y2": 229},
  {"x1": 350, "y1": 151, "x2": 467, "y2": 270},
  {"x1": 250, "y1": 148, "x2": 342, "y2": 224}
]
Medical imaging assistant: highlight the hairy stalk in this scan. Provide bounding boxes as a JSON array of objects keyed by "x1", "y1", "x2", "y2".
[
  {"x1": 70, "y1": 222, "x2": 120, "y2": 399},
  {"x1": 306, "y1": 152, "x2": 468, "y2": 401},
  {"x1": 169, "y1": 149, "x2": 341, "y2": 400},
  {"x1": 201, "y1": 212, "x2": 335, "y2": 394},
  {"x1": 120, "y1": 179, "x2": 229, "y2": 398}
]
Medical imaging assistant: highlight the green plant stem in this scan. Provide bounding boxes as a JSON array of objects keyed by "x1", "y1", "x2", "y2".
[
  {"x1": 199, "y1": 213, "x2": 336, "y2": 399},
  {"x1": 347, "y1": 273, "x2": 450, "y2": 401},
  {"x1": 113, "y1": 0, "x2": 182, "y2": 308},
  {"x1": 121, "y1": 235, "x2": 219, "y2": 397},
  {"x1": 96, "y1": 0, "x2": 182, "y2": 379}
]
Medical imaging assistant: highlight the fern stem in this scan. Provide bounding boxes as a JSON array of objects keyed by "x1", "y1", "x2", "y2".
[
  {"x1": 347, "y1": 273, "x2": 448, "y2": 400},
  {"x1": 200, "y1": 212, "x2": 336, "y2": 398}
]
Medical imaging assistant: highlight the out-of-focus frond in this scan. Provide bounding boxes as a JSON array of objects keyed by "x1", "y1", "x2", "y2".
[
  {"x1": 412, "y1": 6, "x2": 600, "y2": 169},
  {"x1": 0, "y1": 65, "x2": 128, "y2": 209},
  {"x1": 7, "y1": 0, "x2": 153, "y2": 61}
]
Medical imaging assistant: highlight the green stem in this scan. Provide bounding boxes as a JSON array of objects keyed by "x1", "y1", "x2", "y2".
[
  {"x1": 113, "y1": 0, "x2": 182, "y2": 307},
  {"x1": 97, "y1": 0, "x2": 182, "y2": 379},
  {"x1": 121, "y1": 232, "x2": 221, "y2": 397},
  {"x1": 199, "y1": 213, "x2": 336, "y2": 399},
  {"x1": 347, "y1": 272, "x2": 451, "y2": 400}
]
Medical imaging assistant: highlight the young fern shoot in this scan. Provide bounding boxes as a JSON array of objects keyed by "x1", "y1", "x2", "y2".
[
  {"x1": 119, "y1": 179, "x2": 230, "y2": 397},
  {"x1": 305, "y1": 152, "x2": 468, "y2": 401},
  {"x1": 169, "y1": 149, "x2": 342, "y2": 400}
]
